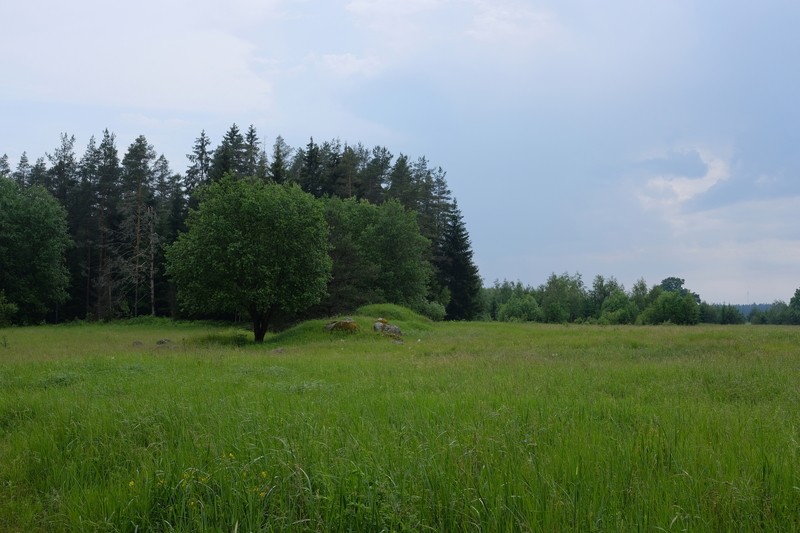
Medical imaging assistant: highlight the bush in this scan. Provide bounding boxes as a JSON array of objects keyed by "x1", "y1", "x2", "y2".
[
  {"x1": 497, "y1": 294, "x2": 543, "y2": 322},
  {"x1": 356, "y1": 303, "x2": 431, "y2": 324},
  {"x1": 410, "y1": 299, "x2": 447, "y2": 322}
]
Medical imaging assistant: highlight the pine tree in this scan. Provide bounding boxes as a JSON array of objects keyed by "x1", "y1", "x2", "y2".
[
  {"x1": 94, "y1": 130, "x2": 124, "y2": 320},
  {"x1": 119, "y1": 135, "x2": 157, "y2": 316},
  {"x1": 439, "y1": 201, "x2": 482, "y2": 320},
  {"x1": 29, "y1": 158, "x2": 48, "y2": 189},
  {"x1": 63, "y1": 136, "x2": 101, "y2": 319},
  {"x1": 47, "y1": 134, "x2": 78, "y2": 201},
  {"x1": 360, "y1": 146, "x2": 392, "y2": 204}
]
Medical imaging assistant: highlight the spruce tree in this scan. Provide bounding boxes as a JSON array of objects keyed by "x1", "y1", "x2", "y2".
[
  {"x1": 0, "y1": 154, "x2": 10, "y2": 178},
  {"x1": 186, "y1": 130, "x2": 212, "y2": 193},
  {"x1": 298, "y1": 137, "x2": 324, "y2": 196},
  {"x1": 268, "y1": 135, "x2": 293, "y2": 184},
  {"x1": 387, "y1": 154, "x2": 416, "y2": 209},
  {"x1": 13, "y1": 152, "x2": 31, "y2": 187},
  {"x1": 439, "y1": 201, "x2": 482, "y2": 320},
  {"x1": 209, "y1": 124, "x2": 245, "y2": 181},
  {"x1": 243, "y1": 124, "x2": 261, "y2": 178}
]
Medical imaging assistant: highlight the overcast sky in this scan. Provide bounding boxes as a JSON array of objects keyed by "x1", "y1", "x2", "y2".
[{"x1": 2, "y1": 0, "x2": 799, "y2": 303}]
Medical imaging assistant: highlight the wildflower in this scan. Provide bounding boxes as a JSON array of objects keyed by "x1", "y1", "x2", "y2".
[
  {"x1": 129, "y1": 480, "x2": 135, "y2": 490},
  {"x1": 260, "y1": 471, "x2": 268, "y2": 479}
]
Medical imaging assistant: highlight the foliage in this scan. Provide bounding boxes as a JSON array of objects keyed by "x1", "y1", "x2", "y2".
[
  {"x1": 408, "y1": 298, "x2": 447, "y2": 321},
  {"x1": 482, "y1": 280, "x2": 535, "y2": 320},
  {"x1": 540, "y1": 272, "x2": 586, "y2": 323},
  {"x1": 699, "y1": 302, "x2": 746, "y2": 324},
  {"x1": 598, "y1": 290, "x2": 637, "y2": 324},
  {"x1": 0, "y1": 177, "x2": 71, "y2": 323},
  {"x1": 638, "y1": 291, "x2": 700, "y2": 325},
  {"x1": 438, "y1": 201, "x2": 482, "y2": 320},
  {"x1": 317, "y1": 197, "x2": 432, "y2": 316},
  {"x1": 497, "y1": 293, "x2": 543, "y2": 322},
  {"x1": 3, "y1": 128, "x2": 481, "y2": 325},
  {"x1": 165, "y1": 177, "x2": 331, "y2": 342}
]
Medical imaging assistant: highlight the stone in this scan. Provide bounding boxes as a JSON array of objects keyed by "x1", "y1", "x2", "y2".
[
  {"x1": 324, "y1": 318, "x2": 360, "y2": 333},
  {"x1": 373, "y1": 318, "x2": 401, "y2": 336}
]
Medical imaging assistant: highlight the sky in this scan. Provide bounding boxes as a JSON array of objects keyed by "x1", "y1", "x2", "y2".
[{"x1": 2, "y1": 0, "x2": 799, "y2": 304}]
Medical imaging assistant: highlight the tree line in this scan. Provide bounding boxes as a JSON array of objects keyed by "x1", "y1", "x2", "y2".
[
  {"x1": 483, "y1": 275, "x2": 800, "y2": 325},
  {"x1": 2, "y1": 125, "x2": 798, "y2": 330},
  {"x1": 0, "y1": 125, "x2": 482, "y2": 327}
]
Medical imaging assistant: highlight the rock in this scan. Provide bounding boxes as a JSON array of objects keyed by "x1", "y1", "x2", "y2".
[
  {"x1": 373, "y1": 318, "x2": 402, "y2": 336},
  {"x1": 132, "y1": 340, "x2": 143, "y2": 347},
  {"x1": 324, "y1": 318, "x2": 360, "y2": 333},
  {"x1": 156, "y1": 338, "x2": 172, "y2": 345}
]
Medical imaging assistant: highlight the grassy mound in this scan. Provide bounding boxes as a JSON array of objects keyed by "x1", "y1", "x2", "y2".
[
  {"x1": 266, "y1": 304, "x2": 431, "y2": 346},
  {"x1": 356, "y1": 303, "x2": 432, "y2": 327}
]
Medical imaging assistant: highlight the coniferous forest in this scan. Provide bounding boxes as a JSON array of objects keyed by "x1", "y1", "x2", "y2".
[
  {"x1": 2, "y1": 124, "x2": 799, "y2": 330},
  {"x1": 0, "y1": 125, "x2": 482, "y2": 327}
]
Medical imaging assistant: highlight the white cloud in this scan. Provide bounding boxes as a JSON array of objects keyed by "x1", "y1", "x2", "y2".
[
  {"x1": 640, "y1": 148, "x2": 730, "y2": 208},
  {"x1": 0, "y1": 0, "x2": 277, "y2": 114}
]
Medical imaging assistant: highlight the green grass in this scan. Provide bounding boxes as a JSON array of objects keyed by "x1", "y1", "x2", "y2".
[{"x1": 1, "y1": 316, "x2": 799, "y2": 531}]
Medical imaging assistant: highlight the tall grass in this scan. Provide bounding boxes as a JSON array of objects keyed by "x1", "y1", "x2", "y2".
[{"x1": 1, "y1": 317, "x2": 799, "y2": 531}]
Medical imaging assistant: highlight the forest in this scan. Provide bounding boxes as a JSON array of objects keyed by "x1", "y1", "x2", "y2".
[{"x1": 1, "y1": 124, "x2": 799, "y2": 331}]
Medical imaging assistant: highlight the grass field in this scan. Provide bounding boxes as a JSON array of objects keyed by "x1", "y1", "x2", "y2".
[{"x1": 1, "y1": 308, "x2": 799, "y2": 532}]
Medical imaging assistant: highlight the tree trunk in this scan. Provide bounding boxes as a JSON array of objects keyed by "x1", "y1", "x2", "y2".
[{"x1": 250, "y1": 306, "x2": 270, "y2": 343}]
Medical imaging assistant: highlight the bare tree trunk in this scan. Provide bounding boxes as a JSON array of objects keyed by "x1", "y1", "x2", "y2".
[{"x1": 149, "y1": 207, "x2": 156, "y2": 316}]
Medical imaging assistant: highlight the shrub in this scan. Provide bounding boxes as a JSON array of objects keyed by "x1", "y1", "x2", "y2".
[{"x1": 497, "y1": 294, "x2": 543, "y2": 322}]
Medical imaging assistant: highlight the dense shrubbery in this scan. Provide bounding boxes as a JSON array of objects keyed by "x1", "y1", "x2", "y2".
[{"x1": 481, "y1": 275, "x2": 794, "y2": 326}]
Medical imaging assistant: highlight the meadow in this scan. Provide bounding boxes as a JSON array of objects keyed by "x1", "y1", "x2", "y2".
[{"x1": 1, "y1": 306, "x2": 799, "y2": 532}]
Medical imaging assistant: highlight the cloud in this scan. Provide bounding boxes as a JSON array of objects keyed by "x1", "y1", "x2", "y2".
[
  {"x1": 638, "y1": 148, "x2": 730, "y2": 210},
  {"x1": 0, "y1": 0, "x2": 276, "y2": 114}
]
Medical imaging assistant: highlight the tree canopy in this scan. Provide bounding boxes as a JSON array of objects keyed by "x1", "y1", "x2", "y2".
[
  {"x1": 165, "y1": 177, "x2": 331, "y2": 342},
  {"x1": 0, "y1": 177, "x2": 71, "y2": 323}
]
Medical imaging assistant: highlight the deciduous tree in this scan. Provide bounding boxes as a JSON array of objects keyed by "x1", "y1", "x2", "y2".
[
  {"x1": 0, "y1": 178, "x2": 71, "y2": 323},
  {"x1": 165, "y1": 177, "x2": 331, "y2": 342}
]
